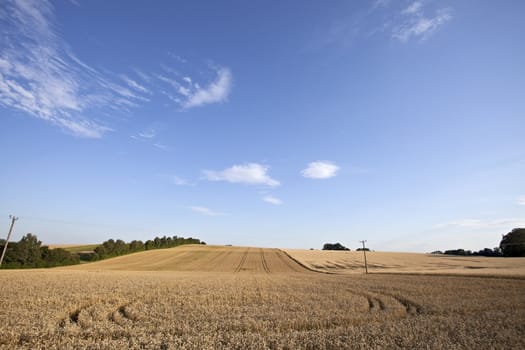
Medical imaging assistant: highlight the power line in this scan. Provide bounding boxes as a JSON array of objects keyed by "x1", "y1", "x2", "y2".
[{"x1": 0, "y1": 215, "x2": 19, "y2": 268}]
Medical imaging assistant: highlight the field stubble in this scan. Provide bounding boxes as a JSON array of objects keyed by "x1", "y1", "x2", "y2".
[
  {"x1": 0, "y1": 245, "x2": 524, "y2": 349},
  {"x1": 285, "y1": 249, "x2": 525, "y2": 277}
]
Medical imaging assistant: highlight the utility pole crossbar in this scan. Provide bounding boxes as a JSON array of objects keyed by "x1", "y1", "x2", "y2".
[
  {"x1": 359, "y1": 240, "x2": 368, "y2": 274},
  {"x1": 0, "y1": 215, "x2": 19, "y2": 268}
]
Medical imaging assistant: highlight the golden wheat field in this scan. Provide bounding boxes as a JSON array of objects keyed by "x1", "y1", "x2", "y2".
[
  {"x1": 1, "y1": 245, "x2": 524, "y2": 349},
  {"x1": 285, "y1": 249, "x2": 525, "y2": 277}
]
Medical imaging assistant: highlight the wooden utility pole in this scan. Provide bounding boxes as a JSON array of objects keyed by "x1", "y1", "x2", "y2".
[
  {"x1": 359, "y1": 240, "x2": 368, "y2": 274},
  {"x1": 0, "y1": 215, "x2": 18, "y2": 267}
]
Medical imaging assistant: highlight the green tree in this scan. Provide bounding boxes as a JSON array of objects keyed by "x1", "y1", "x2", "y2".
[
  {"x1": 94, "y1": 245, "x2": 107, "y2": 257},
  {"x1": 16, "y1": 233, "x2": 43, "y2": 266},
  {"x1": 41, "y1": 246, "x2": 79, "y2": 267},
  {"x1": 114, "y1": 239, "x2": 128, "y2": 255},
  {"x1": 145, "y1": 240, "x2": 154, "y2": 250},
  {"x1": 322, "y1": 243, "x2": 350, "y2": 251},
  {"x1": 129, "y1": 240, "x2": 145, "y2": 252},
  {"x1": 500, "y1": 228, "x2": 525, "y2": 257}
]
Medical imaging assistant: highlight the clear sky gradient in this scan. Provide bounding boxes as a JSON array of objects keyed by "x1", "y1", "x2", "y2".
[{"x1": 1, "y1": 0, "x2": 524, "y2": 252}]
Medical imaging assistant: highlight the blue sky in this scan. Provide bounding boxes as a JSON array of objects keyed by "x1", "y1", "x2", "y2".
[{"x1": 1, "y1": 0, "x2": 524, "y2": 252}]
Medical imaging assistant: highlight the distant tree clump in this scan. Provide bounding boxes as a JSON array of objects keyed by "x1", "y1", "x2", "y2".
[
  {"x1": 500, "y1": 228, "x2": 525, "y2": 257},
  {"x1": 444, "y1": 249, "x2": 471, "y2": 256},
  {"x1": 443, "y1": 248, "x2": 502, "y2": 257},
  {"x1": 356, "y1": 247, "x2": 370, "y2": 252},
  {"x1": 322, "y1": 243, "x2": 350, "y2": 251},
  {"x1": 0, "y1": 233, "x2": 80, "y2": 268}
]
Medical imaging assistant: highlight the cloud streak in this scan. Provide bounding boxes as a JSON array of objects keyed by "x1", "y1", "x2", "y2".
[
  {"x1": 301, "y1": 161, "x2": 340, "y2": 179},
  {"x1": 0, "y1": 0, "x2": 151, "y2": 137},
  {"x1": 184, "y1": 67, "x2": 232, "y2": 108},
  {"x1": 138, "y1": 128, "x2": 156, "y2": 139},
  {"x1": 263, "y1": 195, "x2": 283, "y2": 206},
  {"x1": 203, "y1": 163, "x2": 280, "y2": 187},
  {"x1": 189, "y1": 206, "x2": 224, "y2": 216},
  {"x1": 393, "y1": 2, "x2": 452, "y2": 42},
  {"x1": 156, "y1": 66, "x2": 233, "y2": 109},
  {"x1": 315, "y1": 0, "x2": 453, "y2": 48},
  {"x1": 172, "y1": 175, "x2": 193, "y2": 186},
  {"x1": 434, "y1": 218, "x2": 525, "y2": 230},
  {"x1": 0, "y1": 0, "x2": 233, "y2": 137}
]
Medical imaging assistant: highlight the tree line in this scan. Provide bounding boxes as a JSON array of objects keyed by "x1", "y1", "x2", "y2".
[
  {"x1": 91, "y1": 235, "x2": 204, "y2": 261},
  {"x1": 0, "y1": 234, "x2": 204, "y2": 269},
  {"x1": 432, "y1": 248, "x2": 503, "y2": 257},
  {"x1": 0, "y1": 234, "x2": 79, "y2": 268},
  {"x1": 433, "y1": 228, "x2": 525, "y2": 257}
]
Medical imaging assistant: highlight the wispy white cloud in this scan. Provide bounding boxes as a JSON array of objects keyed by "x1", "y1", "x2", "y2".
[
  {"x1": 132, "y1": 68, "x2": 152, "y2": 83},
  {"x1": 121, "y1": 75, "x2": 149, "y2": 93},
  {"x1": 0, "y1": 1, "x2": 232, "y2": 137},
  {"x1": 393, "y1": 3, "x2": 452, "y2": 42},
  {"x1": 434, "y1": 218, "x2": 525, "y2": 230},
  {"x1": 172, "y1": 175, "x2": 190, "y2": 186},
  {"x1": 0, "y1": 0, "x2": 151, "y2": 138},
  {"x1": 189, "y1": 206, "x2": 224, "y2": 216},
  {"x1": 316, "y1": 0, "x2": 453, "y2": 48},
  {"x1": 156, "y1": 66, "x2": 233, "y2": 109},
  {"x1": 402, "y1": 1, "x2": 423, "y2": 15},
  {"x1": 138, "y1": 128, "x2": 156, "y2": 139},
  {"x1": 131, "y1": 127, "x2": 155, "y2": 141},
  {"x1": 168, "y1": 53, "x2": 187, "y2": 64},
  {"x1": 263, "y1": 195, "x2": 283, "y2": 206},
  {"x1": 131, "y1": 127, "x2": 170, "y2": 150},
  {"x1": 203, "y1": 163, "x2": 280, "y2": 187},
  {"x1": 372, "y1": 0, "x2": 391, "y2": 9},
  {"x1": 301, "y1": 161, "x2": 340, "y2": 179},
  {"x1": 183, "y1": 67, "x2": 232, "y2": 108},
  {"x1": 158, "y1": 173, "x2": 194, "y2": 186},
  {"x1": 152, "y1": 142, "x2": 168, "y2": 151},
  {"x1": 517, "y1": 196, "x2": 525, "y2": 206},
  {"x1": 56, "y1": 118, "x2": 112, "y2": 139},
  {"x1": 434, "y1": 219, "x2": 483, "y2": 229}
]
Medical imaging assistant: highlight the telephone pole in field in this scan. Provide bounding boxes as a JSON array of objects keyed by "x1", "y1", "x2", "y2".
[
  {"x1": 359, "y1": 240, "x2": 368, "y2": 274},
  {"x1": 0, "y1": 215, "x2": 19, "y2": 268}
]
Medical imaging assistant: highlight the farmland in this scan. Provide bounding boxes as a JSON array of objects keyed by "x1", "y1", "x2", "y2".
[
  {"x1": 1, "y1": 245, "x2": 524, "y2": 349},
  {"x1": 285, "y1": 249, "x2": 525, "y2": 277},
  {"x1": 46, "y1": 244, "x2": 100, "y2": 253}
]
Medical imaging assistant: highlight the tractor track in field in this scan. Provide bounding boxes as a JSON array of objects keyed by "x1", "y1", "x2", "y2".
[
  {"x1": 59, "y1": 300, "x2": 141, "y2": 329},
  {"x1": 365, "y1": 294, "x2": 386, "y2": 312},
  {"x1": 274, "y1": 249, "x2": 305, "y2": 272},
  {"x1": 59, "y1": 303, "x2": 92, "y2": 328},
  {"x1": 347, "y1": 289, "x2": 423, "y2": 317},
  {"x1": 260, "y1": 249, "x2": 271, "y2": 273},
  {"x1": 108, "y1": 303, "x2": 139, "y2": 325},
  {"x1": 234, "y1": 248, "x2": 250, "y2": 273}
]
